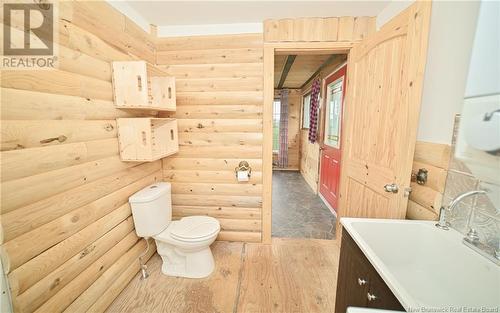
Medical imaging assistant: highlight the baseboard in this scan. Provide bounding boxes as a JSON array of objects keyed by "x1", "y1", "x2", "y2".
[
  {"x1": 272, "y1": 167, "x2": 299, "y2": 171},
  {"x1": 319, "y1": 193, "x2": 337, "y2": 218}
]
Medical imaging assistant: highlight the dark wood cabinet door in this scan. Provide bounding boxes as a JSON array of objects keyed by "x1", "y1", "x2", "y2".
[
  {"x1": 366, "y1": 272, "x2": 404, "y2": 311},
  {"x1": 335, "y1": 231, "x2": 404, "y2": 313},
  {"x1": 336, "y1": 234, "x2": 370, "y2": 313}
]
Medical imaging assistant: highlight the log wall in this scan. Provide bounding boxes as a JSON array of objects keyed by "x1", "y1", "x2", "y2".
[
  {"x1": 1, "y1": 2, "x2": 158, "y2": 312},
  {"x1": 1, "y1": 6, "x2": 382, "y2": 310},
  {"x1": 156, "y1": 33, "x2": 264, "y2": 243},
  {"x1": 406, "y1": 141, "x2": 451, "y2": 220}
]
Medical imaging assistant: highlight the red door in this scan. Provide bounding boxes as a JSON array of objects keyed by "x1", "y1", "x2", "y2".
[{"x1": 319, "y1": 65, "x2": 347, "y2": 211}]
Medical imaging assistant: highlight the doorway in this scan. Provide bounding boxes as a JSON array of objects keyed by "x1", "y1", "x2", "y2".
[
  {"x1": 262, "y1": 3, "x2": 432, "y2": 244},
  {"x1": 271, "y1": 53, "x2": 347, "y2": 240}
]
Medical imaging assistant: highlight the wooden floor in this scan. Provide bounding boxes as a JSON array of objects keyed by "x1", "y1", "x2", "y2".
[{"x1": 106, "y1": 238, "x2": 341, "y2": 313}]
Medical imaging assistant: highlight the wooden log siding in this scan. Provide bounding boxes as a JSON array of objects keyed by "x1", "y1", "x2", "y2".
[
  {"x1": 406, "y1": 141, "x2": 451, "y2": 220},
  {"x1": 0, "y1": 2, "x2": 157, "y2": 312},
  {"x1": 157, "y1": 33, "x2": 265, "y2": 242},
  {"x1": 263, "y1": 17, "x2": 376, "y2": 42},
  {"x1": 0, "y1": 9, "x2": 380, "y2": 311}
]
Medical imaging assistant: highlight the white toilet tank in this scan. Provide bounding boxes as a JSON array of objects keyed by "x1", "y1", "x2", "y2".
[{"x1": 129, "y1": 182, "x2": 172, "y2": 238}]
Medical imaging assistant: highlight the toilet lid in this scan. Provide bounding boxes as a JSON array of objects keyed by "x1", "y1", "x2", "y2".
[{"x1": 169, "y1": 216, "x2": 220, "y2": 241}]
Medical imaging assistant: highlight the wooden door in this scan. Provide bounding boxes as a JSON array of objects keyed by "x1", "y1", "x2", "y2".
[
  {"x1": 319, "y1": 65, "x2": 347, "y2": 211},
  {"x1": 339, "y1": 2, "x2": 432, "y2": 221}
]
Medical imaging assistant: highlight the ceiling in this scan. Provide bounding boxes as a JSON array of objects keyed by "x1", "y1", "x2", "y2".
[
  {"x1": 119, "y1": 1, "x2": 390, "y2": 26},
  {"x1": 274, "y1": 54, "x2": 342, "y2": 89}
]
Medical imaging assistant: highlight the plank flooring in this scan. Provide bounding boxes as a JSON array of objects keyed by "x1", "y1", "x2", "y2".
[{"x1": 106, "y1": 238, "x2": 340, "y2": 313}]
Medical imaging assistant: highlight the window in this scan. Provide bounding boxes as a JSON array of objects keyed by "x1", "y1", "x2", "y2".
[
  {"x1": 302, "y1": 92, "x2": 320, "y2": 129},
  {"x1": 302, "y1": 93, "x2": 311, "y2": 129},
  {"x1": 273, "y1": 99, "x2": 281, "y2": 152},
  {"x1": 324, "y1": 78, "x2": 343, "y2": 148}
]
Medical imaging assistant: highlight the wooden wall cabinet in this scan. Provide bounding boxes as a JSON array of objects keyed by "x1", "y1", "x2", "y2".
[
  {"x1": 112, "y1": 61, "x2": 176, "y2": 111},
  {"x1": 117, "y1": 118, "x2": 179, "y2": 162},
  {"x1": 335, "y1": 231, "x2": 404, "y2": 313}
]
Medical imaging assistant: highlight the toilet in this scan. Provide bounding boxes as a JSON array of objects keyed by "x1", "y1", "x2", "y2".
[{"x1": 129, "y1": 182, "x2": 220, "y2": 278}]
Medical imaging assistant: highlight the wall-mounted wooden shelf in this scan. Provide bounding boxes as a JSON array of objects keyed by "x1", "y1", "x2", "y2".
[
  {"x1": 112, "y1": 61, "x2": 176, "y2": 111},
  {"x1": 117, "y1": 118, "x2": 179, "y2": 162}
]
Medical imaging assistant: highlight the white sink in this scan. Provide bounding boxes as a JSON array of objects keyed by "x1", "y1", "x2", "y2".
[{"x1": 341, "y1": 218, "x2": 500, "y2": 311}]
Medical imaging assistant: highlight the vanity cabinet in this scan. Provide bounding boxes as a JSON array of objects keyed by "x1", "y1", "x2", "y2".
[{"x1": 335, "y1": 231, "x2": 404, "y2": 313}]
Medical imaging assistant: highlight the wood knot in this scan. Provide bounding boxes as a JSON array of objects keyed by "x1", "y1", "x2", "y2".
[
  {"x1": 80, "y1": 245, "x2": 96, "y2": 259},
  {"x1": 104, "y1": 123, "x2": 114, "y2": 131},
  {"x1": 197, "y1": 123, "x2": 204, "y2": 129},
  {"x1": 219, "y1": 268, "x2": 231, "y2": 278},
  {"x1": 40, "y1": 135, "x2": 67, "y2": 144},
  {"x1": 50, "y1": 278, "x2": 61, "y2": 290}
]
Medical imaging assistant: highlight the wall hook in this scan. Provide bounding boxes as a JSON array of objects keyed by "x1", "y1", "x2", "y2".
[{"x1": 412, "y1": 168, "x2": 428, "y2": 185}]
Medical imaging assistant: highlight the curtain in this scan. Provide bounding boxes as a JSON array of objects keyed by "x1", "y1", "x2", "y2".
[
  {"x1": 308, "y1": 78, "x2": 321, "y2": 143},
  {"x1": 278, "y1": 90, "x2": 289, "y2": 168}
]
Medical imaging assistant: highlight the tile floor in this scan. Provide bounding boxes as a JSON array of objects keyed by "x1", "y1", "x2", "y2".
[{"x1": 272, "y1": 171, "x2": 336, "y2": 239}]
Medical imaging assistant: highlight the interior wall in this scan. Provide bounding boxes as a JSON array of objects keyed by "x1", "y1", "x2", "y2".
[
  {"x1": 264, "y1": 16, "x2": 376, "y2": 42},
  {"x1": 300, "y1": 130, "x2": 321, "y2": 192},
  {"x1": 0, "y1": 2, "x2": 158, "y2": 312},
  {"x1": 417, "y1": 1, "x2": 480, "y2": 144},
  {"x1": 376, "y1": 0, "x2": 413, "y2": 30},
  {"x1": 156, "y1": 33, "x2": 264, "y2": 243},
  {"x1": 406, "y1": 141, "x2": 451, "y2": 221},
  {"x1": 273, "y1": 89, "x2": 301, "y2": 170}
]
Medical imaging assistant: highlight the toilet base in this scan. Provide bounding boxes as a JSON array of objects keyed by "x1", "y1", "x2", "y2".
[{"x1": 156, "y1": 241, "x2": 215, "y2": 278}]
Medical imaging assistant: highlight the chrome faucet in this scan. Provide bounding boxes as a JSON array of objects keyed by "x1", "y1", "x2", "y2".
[
  {"x1": 436, "y1": 190, "x2": 487, "y2": 230},
  {"x1": 436, "y1": 189, "x2": 499, "y2": 265}
]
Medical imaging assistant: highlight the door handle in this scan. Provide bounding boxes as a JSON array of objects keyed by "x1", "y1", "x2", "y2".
[
  {"x1": 384, "y1": 183, "x2": 399, "y2": 193},
  {"x1": 357, "y1": 278, "x2": 367, "y2": 286}
]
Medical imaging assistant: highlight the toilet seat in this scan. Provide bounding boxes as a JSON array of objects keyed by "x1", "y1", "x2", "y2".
[{"x1": 167, "y1": 216, "x2": 220, "y2": 242}]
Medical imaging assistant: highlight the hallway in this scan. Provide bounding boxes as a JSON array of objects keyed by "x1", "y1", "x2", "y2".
[{"x1": 272, "y1": 171, "x2": 336, "y2": 239}]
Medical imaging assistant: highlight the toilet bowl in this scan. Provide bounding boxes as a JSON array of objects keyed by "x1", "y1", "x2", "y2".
[
  {"x1": 153, "y1": 216, "x2": 220, "y2": 278},
  {"x1": 129, "y1": 183, "x2": 220, "y2": 278}
]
